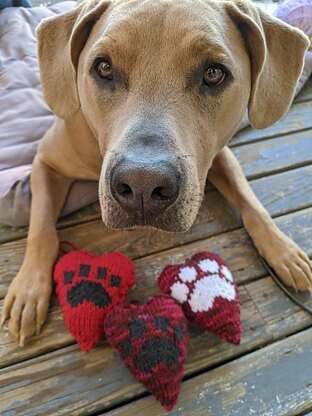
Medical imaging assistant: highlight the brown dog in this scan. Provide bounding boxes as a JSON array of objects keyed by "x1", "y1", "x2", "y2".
[{"x1": 1, "y1": 0, "x2": 311, "y2": 346}]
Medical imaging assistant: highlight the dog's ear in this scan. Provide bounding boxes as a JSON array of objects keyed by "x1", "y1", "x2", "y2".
[
  {"x1": 36, "y1": 0, "x2": 110, "y2": 119},
  {"x1": 226, "y1": 0, "x2": 309, "y2": 129}
]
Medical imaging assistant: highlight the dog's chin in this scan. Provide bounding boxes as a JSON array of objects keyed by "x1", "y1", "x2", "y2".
[{"x1": 100, "y1": 200, "x2": 198, "y2": 233}]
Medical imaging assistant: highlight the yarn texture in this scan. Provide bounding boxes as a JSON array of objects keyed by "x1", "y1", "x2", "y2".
[
  {"x1": 54, "y1": 249, "x2": 135, "y2": 352},
  {"x1": 104, "y1": 295, "x2": 188, "y2": 410},
  {"x1": 158, "y1": 251, "x2": 242, "y2": 345}
]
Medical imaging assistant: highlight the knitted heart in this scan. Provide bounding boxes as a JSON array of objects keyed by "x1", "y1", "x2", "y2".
[
  {"x1": 158, "y1": 251, "x2": 241, "y2": 345},
  {"x1": 104, "y1": 295, "x2": 188, "y2": 410},
  {"x1": 54, "y1": 248, "x2": 135, "y2": 352}
]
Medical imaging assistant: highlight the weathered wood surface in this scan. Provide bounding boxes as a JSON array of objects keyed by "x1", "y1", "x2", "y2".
[
  {"x1": 232, "y1": 129, "x2": 312, "y2": 180},
  {"x1": 232, "y1": 100, "x2": 312, "y2": 146},
  {"x1": 1, "y1": 162, "x2": 311, "y2": 248},
  {"x1": 107, "y1": 328, "x2": 312, "y2": 416},
  {"x1": 0, "y1": 202, "x2": 101, "y2": 245},
  {"x1": 1, "y1": 277, "x2": 311, "y2": 416},
  {"x1": 1, "y1": 205, "x2": 312, "y2": 303}
]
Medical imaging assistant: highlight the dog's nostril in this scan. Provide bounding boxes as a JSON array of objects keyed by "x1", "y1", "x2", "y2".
[
  {"x1": 117, "y1": 183, "x2": 133, "y2": 198},
  {"x1": 151, "y1": 187, "x2": 172, "y2": 201}
]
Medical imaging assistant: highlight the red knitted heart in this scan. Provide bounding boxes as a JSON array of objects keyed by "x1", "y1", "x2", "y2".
[
  {"x1": 103, "y1": 295, "x2": 188, "y2": 410},
  {"x1": 158, "y1": 251, "x2": 241, "y2": 345},
  {"x1": 54, "y1": 248, "x2": 135, "y2": 352}
]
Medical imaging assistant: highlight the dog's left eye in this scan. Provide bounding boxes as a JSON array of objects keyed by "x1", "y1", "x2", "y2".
[
  {"x1": 95, "y1": 59, "x2": 113, "y2": 80},
  {"x1": 203, "y1": 65, "x2": 226, "y2": 86}
]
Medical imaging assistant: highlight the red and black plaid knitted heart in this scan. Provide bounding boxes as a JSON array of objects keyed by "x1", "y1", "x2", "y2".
[
  {"x1": 103, "y1": 295, "x2": 188, "y2": 410},
  {"x1": 54, "y1": 248, "x2": 135, "y2": 352},
  {"x1": 158, "y1": 251, "x2": 241, "y2": 345}
]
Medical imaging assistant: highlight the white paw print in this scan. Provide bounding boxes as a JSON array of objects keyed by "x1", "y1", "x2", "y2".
[{"x1": 170, "y1": 264, "x2": 236, "y2": 313}]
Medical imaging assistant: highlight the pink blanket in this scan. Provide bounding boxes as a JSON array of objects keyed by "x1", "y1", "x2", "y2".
[{"x1": 0, "y1": 2, "x2": 98, "y2": 226}]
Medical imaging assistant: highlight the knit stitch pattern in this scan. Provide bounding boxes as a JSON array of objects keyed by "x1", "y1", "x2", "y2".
[
  {"x1": 158, "y1": 251, "x2": 241, "y2": 345},
  {"x1": 103, "y1": 295, "x2": 188, "y2": 410},
  {"x1": 54, "y1": 249, "x2": 135, "y2": 352}
]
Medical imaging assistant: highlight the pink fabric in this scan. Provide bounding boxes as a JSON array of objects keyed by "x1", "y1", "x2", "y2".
[
  {"x1": 275, "y1": 0, "x2": 312, "y2": 36},
  {"x1": 0, "y1": 3, "x2": 98, "y2": 226}
]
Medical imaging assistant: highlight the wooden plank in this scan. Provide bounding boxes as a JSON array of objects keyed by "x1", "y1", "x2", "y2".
[
  {"x1": 232, "y1": 129, "x2": 312, "y2": 180},
  {"x1": 0, "y1": 202, "x2": 101, "y2": 245},
  {"x1": 1, "y1": 205, "x2": 312, "y2": 302},
  {"x1": 232, "y1": 100, "x2": 312, "y2": 146},
  {"x1": 1, "y1": 277, "x2": 311, "y2": 416},
  {"x1": 107, "y1": 328, "x2": 312, "y2": 416},
  {"x1": 250, "y1": 165, "x2": 312, "y2": 216}
]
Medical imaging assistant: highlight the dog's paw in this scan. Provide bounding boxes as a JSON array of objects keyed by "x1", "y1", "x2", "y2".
[
  {"x1": 265, "y1": 237, "x2": 312, "y2": 294},
  {"x1": 243, "y1": 211, "x2": 312, "y2": 294},
  {"x1": 1, "y1": 268, "x2": 52, "y2": 346},
  {"x1": 252, "y1": 225, "x2": 312, "y2": 294}
]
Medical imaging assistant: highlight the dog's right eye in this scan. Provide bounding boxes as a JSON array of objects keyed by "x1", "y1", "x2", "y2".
[{"x1": 95, "y1": 59, "x2": 113, "y2": 80}]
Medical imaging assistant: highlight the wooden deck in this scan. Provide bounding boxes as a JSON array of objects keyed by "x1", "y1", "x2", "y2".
[{"x1": 1, "y1": 79, "x2": 312, "y2": 416}]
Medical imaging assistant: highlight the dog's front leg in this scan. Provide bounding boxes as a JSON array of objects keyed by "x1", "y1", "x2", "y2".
[
  {"x1": 208, "y1": 146, "x2": 312, "y2": 293},
  {"x1": 1, "y1": 155, "x2": 72, "y2": 345}
]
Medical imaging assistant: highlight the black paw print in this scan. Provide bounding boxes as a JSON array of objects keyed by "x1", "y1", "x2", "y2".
[
  {"x1": 119, "y1": 316, "x2": 184, "y2": 374},
  {"x1": 63, "y1": 263, "x2": 121, "y2": 308}
]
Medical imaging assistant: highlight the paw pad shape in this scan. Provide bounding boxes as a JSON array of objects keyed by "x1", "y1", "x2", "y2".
[
  {"x1": 158, "y1": 251, "x2": 241, "y2": 345},
  {"x1": 54, "y1": 249, "x2": 135, "y2": 351},
  {"x1": 104, "y1": 295, "x2": 188, "y2": 410}
]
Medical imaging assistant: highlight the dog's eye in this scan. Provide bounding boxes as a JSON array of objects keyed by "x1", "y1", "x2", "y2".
[
  {"x1": 204, "y1": 66, "x2": 226, "y2": 86},
  {"x1": 95, "y1": 60, "x2": 113, "y2": 80}
]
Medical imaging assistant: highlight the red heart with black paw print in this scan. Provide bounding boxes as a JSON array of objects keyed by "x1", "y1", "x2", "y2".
[
  {"x1": 103, "y1": 295, "x2": 188, "y2": 410},
  {"x1": 158, "y1": 251, "x2": 241, "y2": 345},
  {"x1": 54, "y1": 249, "x2": 135, "y2": 352}
]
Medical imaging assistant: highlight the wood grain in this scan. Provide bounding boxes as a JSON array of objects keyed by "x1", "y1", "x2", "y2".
[
  {"x1": 232, "y1": 129, "x2": 312, "y2": 180},
  {"x1": 107, "y1": 328, "x2": 312, "y2": 416},
  {"x1": 1, "y1": 277, "x2": 311, "y2": 416},
  {"x1": 232, "y1": 100, "x2": 312, "y2": 146}
]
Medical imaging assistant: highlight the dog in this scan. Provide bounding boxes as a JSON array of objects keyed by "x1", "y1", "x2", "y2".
[{"x1": 1, "y1": 0, "x2": 311, "y2": 346}]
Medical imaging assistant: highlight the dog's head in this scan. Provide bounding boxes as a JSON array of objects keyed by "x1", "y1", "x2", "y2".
[{"x1": 37, "y1": 0, "x2": 309, "y2": 232}]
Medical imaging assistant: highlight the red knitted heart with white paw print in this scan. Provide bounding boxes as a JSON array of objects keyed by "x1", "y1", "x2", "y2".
[
  {"x1": 158, "y1": 251, "x2": 241, "y2": 345},
  {"x1": 54, "y1": 246, "x2": 135, "y2": 352}
]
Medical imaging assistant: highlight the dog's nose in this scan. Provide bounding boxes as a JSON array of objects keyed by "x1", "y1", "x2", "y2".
[{"x1": 111, "y1": 159, "x2": 180, "y2": 216}]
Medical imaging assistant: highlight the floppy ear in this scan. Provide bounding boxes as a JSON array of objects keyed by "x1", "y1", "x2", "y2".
[
  {"x1": 36, "y1": 0, "x2": 110, "y2": 119},
  {"x1": 226, "y1": 0, "x2": 309, "y2": 129}
]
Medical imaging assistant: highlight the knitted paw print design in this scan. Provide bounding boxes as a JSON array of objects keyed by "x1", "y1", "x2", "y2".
[
  {"x1": 54, "y1": 249, "x2": 135, "y2": 352},
  {"x1": 158, "y1": 251, "x2": 241, "y2": 345},
  {"x1": 104, "y1": 295, "x2": 188, "y2": 410}
]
